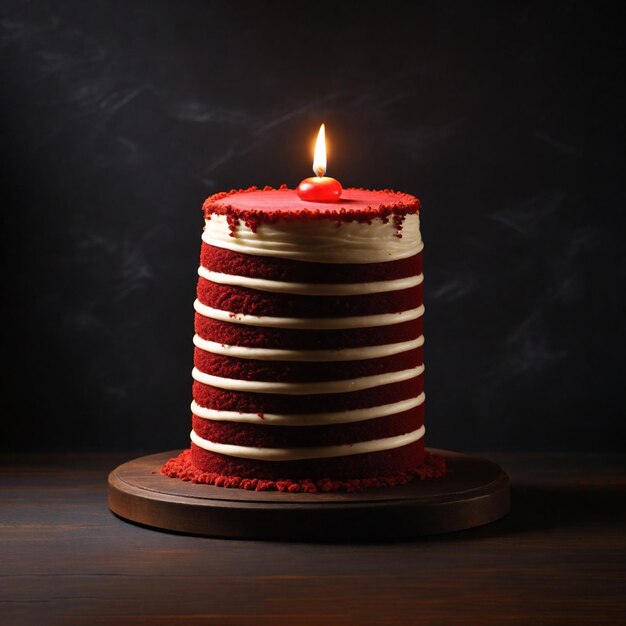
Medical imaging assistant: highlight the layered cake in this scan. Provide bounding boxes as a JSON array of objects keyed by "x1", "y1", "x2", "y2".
[{"x1": 162, "y1": 185, "x2": 445, "y2": 492}]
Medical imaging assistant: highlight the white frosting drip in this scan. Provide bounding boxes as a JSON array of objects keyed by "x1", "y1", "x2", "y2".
[
  {"x1": 194, "y1": 299, "x2": 425, "y2": 329},
  {"x1": 191, "y1": 394, "x2": 425, "y2": 426},
  {"x1": 193, "y1": 334, "x2": 424, "y2": 362},
  {"x1": 190, "y1": 425, "x2": 425, "y2": 460},
  {"x1": 192, "y1": 365, "x2": 424, "y2": 394},
  {"x1": 198, "y1": 266, "x2": 424, "y2": 295},
  {"x1": 202, "y1": 214, "x2": 423, "y2": 264}
]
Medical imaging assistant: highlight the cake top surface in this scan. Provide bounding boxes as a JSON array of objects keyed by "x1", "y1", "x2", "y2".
[{"x1": 203, "y1": 186, "x2": 420, "y2": 229}]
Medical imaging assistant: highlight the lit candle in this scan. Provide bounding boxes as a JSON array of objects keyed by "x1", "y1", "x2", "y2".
[{"x1": 296, "y1": 124, "x2": 343, "y2": 202}]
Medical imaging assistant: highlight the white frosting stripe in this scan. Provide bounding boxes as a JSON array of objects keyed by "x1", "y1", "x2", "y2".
[
  {"x1": 203, "y1": 214, "x2": 423, "y2": 264},
  {"x1": 192, "y1": 365, "x2": 424, "y2": 395},
  {"x1": 190, "y1": 425, "x2": 425, "y2": 461},
  {"x1": 194, "y1": 299, "x2": 424, "y2": 329},
  {"x1": 191, "y1": 394, "x2": 425, "y2": 426},
  {"x1": 193, "y1": 334, "x2": 424, "y2": 362},
  {"x1": 198, "y1": 266, "x2": 424, "y2": 295}
]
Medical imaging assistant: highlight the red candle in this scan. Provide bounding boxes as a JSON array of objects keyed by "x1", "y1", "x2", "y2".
[{"x1": 297, "y1": 124, "x2": 343, "y2": 202}]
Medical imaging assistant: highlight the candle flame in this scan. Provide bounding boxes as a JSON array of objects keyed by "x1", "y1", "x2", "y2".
[{"x1": 312, "y1": 123, "x2": 327, "y2": 178}]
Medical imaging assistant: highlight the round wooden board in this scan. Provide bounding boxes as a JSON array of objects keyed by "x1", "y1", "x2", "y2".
[{"x1": 108, "y1": 449, "x2": 509, "y2": 541}]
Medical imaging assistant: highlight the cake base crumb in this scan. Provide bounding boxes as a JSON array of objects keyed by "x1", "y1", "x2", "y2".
[{"x1": 161, "y1": 449, "x2": 446, "y2": 493}]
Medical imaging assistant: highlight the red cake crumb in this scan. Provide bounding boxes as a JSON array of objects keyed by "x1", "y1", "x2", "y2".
[
  {"x1": 191, "y1": 405, "x2": 423, "y2": 448},
  {"x1": 197, "y1": 278, "x2": 423, "y2": 318},
  {"x1": 195, "y1": 314, "x2": 424, "y2": 350},
  {"x1": 187, "y1": 439, "x2": 428, "y2": 480},
  {"x1": 191, "y1": 377, "x2": 424, "y2": 415},
  {"x1": 193, "y1": 346, "x2": 423, "y2": 383},
  {"x1": 161, "y1": 448, "x2": 445, "y2": 493},
  {"x1": 201, "y1": 244, "x2": 423, "y2": 283}
]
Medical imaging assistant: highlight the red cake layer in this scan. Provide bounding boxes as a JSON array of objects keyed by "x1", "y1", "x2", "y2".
[
  {"x1": 162, "y1": 448, "x2": 446, "y2": 493},
  {"x1": 192, "y1": 377, "x2": 423, "y2": 415},
  {"x1": 201, "y1": 244, "x2": 422, "y2": 282},
  {"x1": 191, "y1": 406, "x2": 423, "y2": 448},
  {"x1": 188, "y1": 439, "x2": 425, "y2": 481},
  {"x1": 193, "y1": 347, "x2": 423, "y2": 382},
  {"x1": 197, "y1": 279, "x2": 422, "y2": 318},
  {"x1": 195, "y1": 315, "x2": 424, "y2": 349}
]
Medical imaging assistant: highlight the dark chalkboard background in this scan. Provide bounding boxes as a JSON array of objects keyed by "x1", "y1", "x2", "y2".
[{"x1": 1, "y1": 0, "x2": 624, "y2": 453}]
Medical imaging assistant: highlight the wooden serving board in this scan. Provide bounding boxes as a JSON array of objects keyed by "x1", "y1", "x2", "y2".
[{"x1": 108, "y1": 449, "x2": 509, "y2": 541}]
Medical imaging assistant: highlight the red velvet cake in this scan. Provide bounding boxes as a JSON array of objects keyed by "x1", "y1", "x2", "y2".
[{"x1": 162, "y1": 185, "x2": 445, "y2": 492}]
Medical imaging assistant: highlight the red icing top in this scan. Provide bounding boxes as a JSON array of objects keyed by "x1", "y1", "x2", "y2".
[{"x1": 202, "y1": 185, "x2": 420, "y2": 232}]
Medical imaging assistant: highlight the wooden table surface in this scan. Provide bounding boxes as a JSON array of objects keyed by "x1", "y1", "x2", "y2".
[{"x1": 1, "y1": 452, "x2": 625, "y2": 626}]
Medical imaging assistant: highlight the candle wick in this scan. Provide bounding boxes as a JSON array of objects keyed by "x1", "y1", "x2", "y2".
[{"x1": 315, "y1": 167, "x2": 325, "y2": 178}]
